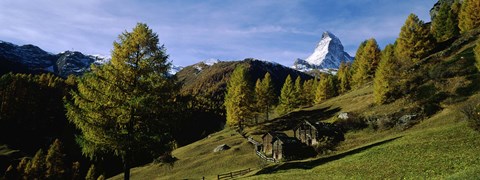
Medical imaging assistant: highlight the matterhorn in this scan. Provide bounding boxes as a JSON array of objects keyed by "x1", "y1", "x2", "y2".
[{"x1": 293, "y1": 31, "x2": 354, "y2": 72}]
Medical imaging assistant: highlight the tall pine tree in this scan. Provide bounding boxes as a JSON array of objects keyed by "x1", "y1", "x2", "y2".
[
  {"x1": 459, "y1": 0, "x2": 480, "y2": 33},
  {"x1": 294, "y1": 76, "x2": 304, "y2": 108},
  {"x1": 352, "y1": 38, "x2": 381, "y2": 87},
  {"x1": 395, "y1": 13, "x2": 434, "y2": 63},
  {"x1": 65, "y1": 23, "x2": 176, "y2": 180},
  {"x1": 254, "y1": 72, "x2": 275, "y2": 122},
  {"x1": 475, "y1": 40, "x2": 480, "y2": 71},
  {"x1": 85, "y1": 164, "x2": 97, "y2": 180},
  {"x1": 337, "y1": 61, "x2": 351, "y2": 94},
  {"x1": 225, "y1": 65, "x2": 253, "y2": 130},
  {"x1": 46, "y1": 139, "x2": 66, "y2": 179},
  {"x1": 314, "y1": 75, "x2": 336, "y2": 104},
  {"x1": 26, "y1": 149, "x2": 46, "y2": 179},
  {"x1": 278, "y1": 75, "x2": 296, "y2": 115},
  {"x1": 302, "y1": 79, "x2": 316, "y2": 106},
  {"x1": 431, "y1": 1, "x2": 460, "y2": 42},
  {"x1": 374, "y1": 44, "x2": 398, "y2": 105}
]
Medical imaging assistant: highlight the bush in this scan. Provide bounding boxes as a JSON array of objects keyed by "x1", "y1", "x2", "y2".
[
  {"x1": 153, "y1": 151, "x2": 177, "y2": 166},
  {"x1": 459, "y1": 101, "x2": 480, "y2": 132},
  {"x1": 313, "y1": 123, "x2": 345, "y2": 155},
  {"x1": 334, "y1": 113, "x2": 367, "y2": 132}
]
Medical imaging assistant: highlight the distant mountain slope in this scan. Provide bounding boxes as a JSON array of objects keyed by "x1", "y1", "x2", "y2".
[
  {"x1": 177, "y1": 58, "x2": 313, "y2": 102},
  {"x1": 0, "y1": 40, "x2": 107, "y2": 77},
  {"x1": 293, "y1": 31, "x2": 354, "y2": 72}
]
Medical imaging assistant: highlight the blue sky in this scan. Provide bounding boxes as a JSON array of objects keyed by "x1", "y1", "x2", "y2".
[{"x1": 0, "y1": 0, "x2": 436, "y2": 67}]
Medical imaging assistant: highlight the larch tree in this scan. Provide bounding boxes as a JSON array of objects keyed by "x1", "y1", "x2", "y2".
[
  {"x1": 254, "y1": 72, "x2": 275, "y2": 122},
  {"x1": 459, "y1": 0, "x2": 480, "y2": 33},
  {"x1": 302, "y1": 79, "x2": 316, "y2": 106},
  {"x1": 350, "y1": 41, "x2": 367, "y2": 77},
  {"x1": 337, "y1": 61, "x2": 351, "y2": 94},
  {"x1": 278, "y1": 75, "x2": 296, "y2": 115},
  {"x1": 26, "y1": 149, "x2": 45, "y2": 179},
  {"x1": 225, "y1": 65, "x2": 253, "y2": 130},
  {"x1": 85, "y1": 164, "x2": 97, "y2": 180},
  {"x1": 16, "y1": 157, "x2": 29, "y2": 177},
  {"x1": 46, "y1": 139, "x2": 66, "y2": 179},
  {"x1": 314, "y1": 75, "x2": 336, "y2": 104},
  {"x1": 475, "y1": 40, "x2": 480, "y2": 71},
  {"x1": 374, "y1": 44, "x2": 398, "y2": 105},
  {"x1": 71, "y1": 161, "x2": 81, "y2": 180},
  {"x1": 65, "y1": 23, "x2": 176, "y2": 180},
  {"x1": 395, "y1": 13, "x2": 435, "y2": 63},
  {"x1": 352, "y1": 38, "x2": 381, "y2": 87},
  {"x1": 294, "y1": 76, "x2": 304, "y2": 108},
  {"x1": 432, "y1": 1, "x2": 460, "y2": 41}
]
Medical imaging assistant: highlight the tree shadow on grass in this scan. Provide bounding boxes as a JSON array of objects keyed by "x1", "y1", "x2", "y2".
[
  {"x1": 254, "y1": 136, "x2": 403, "y2": 175},
  {"x1": 251, "y1": 106, "x2": 341, "y2": 134}
]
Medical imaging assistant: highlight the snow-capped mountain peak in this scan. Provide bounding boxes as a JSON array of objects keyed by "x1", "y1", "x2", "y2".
[
  {"x1": 202, "y1": 58, "x2": 220, "y2": 66},
  {"x1": 293, "y1": 31, "x2": 353, "y2": 72}
]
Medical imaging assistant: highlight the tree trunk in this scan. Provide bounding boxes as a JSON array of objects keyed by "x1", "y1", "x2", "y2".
[{"x1": 123, "y1": 158, "x2": 130, "y2": 180}]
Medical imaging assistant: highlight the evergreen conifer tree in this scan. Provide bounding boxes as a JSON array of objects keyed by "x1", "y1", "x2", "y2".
[
  {"x1": 46, "y1": 139, "x2": 65, "y2": 179},
  {"x1": 278, "y1": 75, "x2": 295, "y2": 115},
  {"x1": 352, "y1": 38, "x2": 381, "y2": 87},
  {"x1": 432, "y1": 2, "x2": 460, "y2": 41},
  {"x1": 254, "y1": 72, "x2": 275, "y2": 122},
  {"x1": 16, "y1": 157, "x2": 29, "y2": 177},
  {"x1": 302, "y1": 79, "x2": 315, "y2": 106},
  {"x1": 294, "y1": 76, "x2": 304, "y2": 107},
  {"x1": 5, "y1": 164, "x2": 19, "y2": 179},
  {"x1": 26, "y1": 149, "x2": 46, "y2": 179},
  {"x1": 314, "y1": 75, "x2": 336, "y2": 104},
  {"x1": 65, "y1": 23, "x2": 176, "y2": 180},
  {"x1": 374, "y1": 44, "x2": 398, "y2": 105},
  {"x1": 475, "y1": 40, "x2": 480, "y2": 71},
  {"x1": 395, "y1": 13, "x2": 435, "y2": 63},
  {"x1": 71, "y1": 162, "x2": 81, "y2": 180},
  {"x1": 351, "y1": 41, "x2": 367, "y2": 75},
  {"x1": 337, "y1": 61, "x2": 351, "y2": 94},
  {"x1": 459, "y1": 0, "x2": 480, "y2": 33},
  {"x1": 85, "y1": 164, "x2": 96, "y2": 180},
  {"x1": 225, "y1": 65, "x2": 253, "y2": 130}
]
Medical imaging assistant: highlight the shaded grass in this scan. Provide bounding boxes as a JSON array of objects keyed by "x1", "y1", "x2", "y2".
[{"x1": 111, "y1": 128, "x2": 265, "y2": 180}]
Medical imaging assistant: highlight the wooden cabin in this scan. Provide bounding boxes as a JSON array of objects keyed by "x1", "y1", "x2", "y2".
[
  {"x1": 293, "y1": 120, "x2": 320, "y2": 146},
  {"x1": 293, "y1": 120, "x2": 345, "y2": 147},
  {"x1": 272, "y1": 136, "x2": 302, "y2": 160},
  {"x1": 261, "y1": 132, "x2": 288, "y2": 156}
]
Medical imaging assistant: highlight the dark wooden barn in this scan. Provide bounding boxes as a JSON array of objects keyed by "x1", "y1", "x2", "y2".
[
  {"x1": 293, "y1": 120, "x2": 345, "y2": 147},
  {"x1": 261, "y1": 132, "x2": 288, "y2": 156},
  {"x1": 272, "y1": 136, "x2": 302, "y2": 160},
  {"x1": 293, "y1": 120, "x2": 320, "y2": 146}
]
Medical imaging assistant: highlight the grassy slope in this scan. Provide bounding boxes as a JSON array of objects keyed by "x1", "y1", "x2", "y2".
[
  {"x1": 111, "y1": 128, "x2": 265, "y2": 179},
  {"x1": 247, "y1": 101, "x2": 480, "y2": 179},
  {"x1": 112, "y1": 32, "x2": 480, "y2": 179}
]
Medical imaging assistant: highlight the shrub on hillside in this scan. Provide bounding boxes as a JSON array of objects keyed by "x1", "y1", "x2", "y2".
[
  {"x1": 459, "y1": 101, "x2": 480, "y2": 132},
  {"x1": 333, "y1": 113, "x2": 367, "y2": 132}
]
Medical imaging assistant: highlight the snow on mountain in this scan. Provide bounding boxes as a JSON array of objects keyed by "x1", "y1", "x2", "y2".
[
  {"x1": 91, "y1": 54, "x2": 111, "y2": 65},
  {"x1": 293, "y1": 31, "x2": 354, "y2": 72},
  {"x1": 169, "y1": 65, "x2": 183, "y2": 75},
  {"x1": 202, "y1": 58, "x2": 220, "y2": 66},
  {"x1": 0, "y1": 40, "x2": 106, "y2": 77}
]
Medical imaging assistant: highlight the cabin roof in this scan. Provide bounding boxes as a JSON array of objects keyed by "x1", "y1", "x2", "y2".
[
  {"x1": 262, "y1": 131, "x2": 288, "y2": 139},
  {"x1": 273, "y1": 136, "x2": 300, "y2": 144},
  {"x1": 293, "y1": 120, "x2": 327, "y2": 131}
]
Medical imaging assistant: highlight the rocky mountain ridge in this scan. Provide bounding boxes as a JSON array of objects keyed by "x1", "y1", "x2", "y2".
[
  {"x1": 293, "y1": 31, "x2": 354, "y2": 72},
  {"x1": 0, "y1": 40, "x2": 108, "y2": 77}
]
